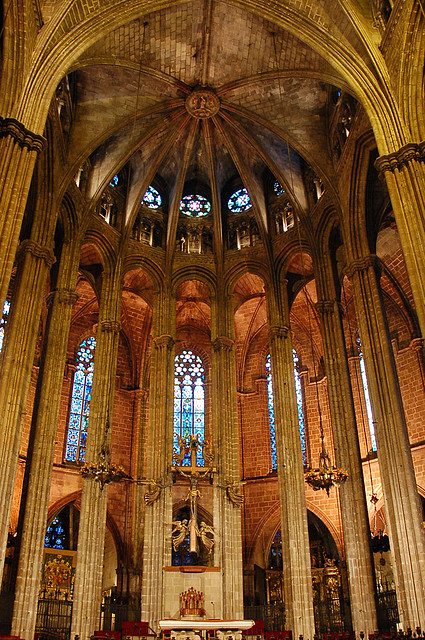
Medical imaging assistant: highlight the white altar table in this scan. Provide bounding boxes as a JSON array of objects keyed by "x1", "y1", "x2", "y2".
[{"x1": 159, "y1": 619, "x2": 254, "y2": 640}]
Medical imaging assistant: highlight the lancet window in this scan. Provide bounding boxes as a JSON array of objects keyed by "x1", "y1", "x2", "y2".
[
  {"x1": 266, "y1": 350, "x2": 307, "y2": 469},
  {"x1": 0, "y1": 300, "x2": 10, "y2": 352},
  {"x1": 65, "y1": 336, "x2": 96, "y2": 462},
  {"x1": 173, "y1": 350, "x2": 205, "y2": 466},
  {"x1": 355, "y1": 331, "x2": 377, "y2": 451}
]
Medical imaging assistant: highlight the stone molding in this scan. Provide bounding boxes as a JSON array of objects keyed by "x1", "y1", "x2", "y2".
[
  {"x1": 16, "y1": 239, "x2": 56, "y2": 268},
  {"x1": 410, "y1": 337, "x2": 424, "y2": 352},
  {"x1": 99, "y1": 319, "x2": 121, "y2": 334},
  {"x1": 46, "y1": 289, "x2": 79, "y2": 307},
  {"x1": 212, "y1": 336, "x2": 234, "y2": 351},
  {"x1": 0, "y1": 116, "x2": 45, "y2": 153},
  {"x1": 345, "y1": 254, "x2": 382, "y2": 279},
  {"x1": 268, "y1": 325, "x2": 290, "y2": 340},
  {"x1": 153, "y1": 334, "x2": 175, "y2": 349},
  {"x1": 315, "y1": 300, "x2": 336, "y2": 317},
  {"x1": 375, "y1": 141, "x2": 425, "y2": 176}
]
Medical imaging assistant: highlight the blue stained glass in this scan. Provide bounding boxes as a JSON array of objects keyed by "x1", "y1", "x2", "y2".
[
  {"x1": 110, "y1": 174, "x2": 119, "y2": 187},
  {"x1": 274, "y1": 181, "x2": 285, "y2": 196},
  {"x1": 65, "y1": 337, "x2": 96, "y2": 462},
  {"x1": 266, "y1": 351, "x2": 307, "y2": 469},
  {"x1": 173, "y1": 350, "x2": 205, "y2": 465},
  {"x1": 228, "y1": 188, "x2": 252, "y2": 213},
  {"x1": 179, "y1": 194, "x2": 211, "y2": 217},
  {"x1": 142, "y1": 185, "x2": 162, "y2": 209},
  {"x1": 45, "y1": 517, "x2": 66, "y2": 549},
  {"x1": 0, "y1": 300, "x2": 10, "y2": 353},
  {"x1": 356, "y1": 332, "x2": 377, "y2": 451}
]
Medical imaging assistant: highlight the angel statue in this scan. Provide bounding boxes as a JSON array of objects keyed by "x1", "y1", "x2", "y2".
[
  {"x1": 197, "y1": 521, "x2": 215, "y2": 553},
  {"x1": 172, "y1": 519, "x2": 189, "y2": 551}
]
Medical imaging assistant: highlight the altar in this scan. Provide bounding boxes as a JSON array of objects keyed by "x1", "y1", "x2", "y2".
[{"x1": 158, "y1": 619, "x2": 255, "y2": 640}]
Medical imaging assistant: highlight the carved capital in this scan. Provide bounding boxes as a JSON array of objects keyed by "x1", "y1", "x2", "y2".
[
  {"x1": 345, "y1": 255, "x2": 381, "y2": 280},
  {"x1": 16, "y1": 239, "x2": 56, "y2": 268},
  {"x1": 315, "y1": 299, "x2": 340, "y2": 318},
  {"x1": 153, "y1": 334, "x2": 175, "y2": 350},
  {"x1": 212, "y1": 336, "x2": 234, "y2": 352},
  {"x1": 410, "y1": 337, "x2": 424, "y2": 353},
  {"x1": 375, "y1": 142, "x2": 425, "y2": 177},
  {"x1": 46, "y1": 289, "x2": 79, "y2": 308},
  {"x1": 99, "y1": 319, "x2": 121, "y2": 334},
  {"x1": 0, "y1": 117, "x2": 45, "y2": 153},
  {"x1": 269, "y1": 325, "x2": 290, "y2": 341}
]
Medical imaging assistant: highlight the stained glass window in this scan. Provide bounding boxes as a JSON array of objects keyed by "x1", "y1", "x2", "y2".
[
  {"x1": 109, "y1": 174, "x2": 119, "y2": 187},
  {"x1": 143, "y1": 185, "x2": 162, "y2": 209},
  {"x1": 65, "y1": 336, "x2": 96, "y2": 462},
  {"x1": 228, "y1": 188, "x2": 252, "y2": 213},
  {"x1": 266, "y1": 350, "x2": 307, "y2": 470},
  {"x1": 45, "y1": 516, "x2": 66, "y2": 549},
  {"x1": 179, "y1": 194, "x2": 211, "y2": 217},
  {"x1": 173, "y1": 350, "x2": 205, "y2": 466},
  {"x1": 274, "y1": 181, "x2": 285, "y2": 196},
  {"x1": 268, "y1": 529, "x2": 283, "y2": 569},
  {"x1": 356, "y1": 331, "x2": 377, "y2": 451},
  {"x1": 0, "y1": 300, "x2": 10, "y2": 353}
]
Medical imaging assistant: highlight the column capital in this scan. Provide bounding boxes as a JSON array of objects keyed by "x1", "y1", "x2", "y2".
[
  {"x1": 16, "y1": 239, "x2": 56, "y2": 268},
  {"x1": 269, "y1": 324, "x2": 290, "y2": 341},
  {"x1": 46, "y1": 289, "x2": 79, "y2": 308},
  {"x1": 315, "y1": 299, "x2": 339, "y2": 317},
  {"x1": 212, "y1": 336, "x2": 234, "y2": 351},
  {"x1": 99, "y1": 319, "x2": 121, "y2": 334},
  {"x1": 410, "y1": 337, "x2": 424, "y2": 352},
  {"x1": 153, "y1": 334, "x2": 175, "y2": 350},
  {"x1": 345, "y1": 254, "x2": 381, "y2": 280},
  {"x1": 375, "y1": 141, "x2": 425, "y2": 177},
  {"x1": 0, "y1": 117, "x2": 46, "y2": 153}
]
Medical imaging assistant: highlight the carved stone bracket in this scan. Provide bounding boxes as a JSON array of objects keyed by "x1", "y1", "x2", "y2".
[
  {"x1": 153, "y1": 334, "x2": 175, "y2": 350},
  {"x1": 375, "y1": 141, "x2": 425, "y2": 177},
  {"x1": 268, "y1": 325, "x2": 290, "y2": 341},
  {"x1": 16, "y1": 239, "x2": 56, "y2": 268},
  {"x1": 221, "y1": 480, "x2": 245, "y2": 507},
  {"x1": 410, "y1": 337, "x2": 424, "y2": 353},
  {"x1": 212, "y1": 336, "x2": 234, "y2": 352},
  {"x1": 345, "y1": 255, "x2": 382, "y2": 280},
  {"x1": 99, "y1": 319, "x2": 121, "y2": 334},
  {"x1": 46, "y1": 289, "x2": 79, "y2": 308},
  {"x1": 0, "y1": 117, "x2": 46, "y2": 153}
]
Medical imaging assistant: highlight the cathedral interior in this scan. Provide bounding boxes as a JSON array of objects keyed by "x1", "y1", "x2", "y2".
[{"x1": 2, "y1": 0, "x2": 425, "y2": 638}]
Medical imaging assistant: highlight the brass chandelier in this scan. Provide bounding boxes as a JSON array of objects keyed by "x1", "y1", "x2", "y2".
[{"x1": 80, "y1": 417, "x2": 129, "y2": 490}]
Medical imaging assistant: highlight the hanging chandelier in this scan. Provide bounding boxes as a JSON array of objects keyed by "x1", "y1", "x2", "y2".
[
  {"x1": 304, "y1": 438, "x2": 348, "y2": 496},
  {"x1": 80, "y1": 418, "x2": 129, "y2": 490}
]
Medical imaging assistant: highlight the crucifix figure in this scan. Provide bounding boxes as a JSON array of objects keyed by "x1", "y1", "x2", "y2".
[{"x1": 172, "y1": 435, "x2": 215, "y2": 554}]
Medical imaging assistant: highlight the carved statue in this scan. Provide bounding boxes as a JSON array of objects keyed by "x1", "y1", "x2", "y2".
[
  {"x1": 172, "y1": 519, "x2": 189, "y2": 551},
  {"x1": 225, "y1": 481, "x2": 245, "y2": 507},
  {"x1": 197, "y1": 521, "x2": 215, "y2": 553}
]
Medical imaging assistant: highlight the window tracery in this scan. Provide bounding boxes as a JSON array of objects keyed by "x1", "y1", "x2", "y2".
[
  {"x1": 228, "y1": 188, "x2": 252, "y2": 213},
  {"x1": 45, "y1": 517, "x2": 66, "y2": 549},
  {"x1": 173, "y1": 350, "x2": 205, "y2": 466},
  {"x1": 273, "y1": 181, "x2": 285, "y2": 197},
  {"x1": 0, "y1": 300, "x2": 10, "y2": 352},
  {"x1": 273, "y1": 202, "x2": 294, "y2": 234},
  {"x1": 180, "y1": 194, "x2": 211, "y2": 217},
  {"x1": 143, "y1": 185, "x2": 162, "y2": 209},
  {"x1": 65, "y1": 336, "x2": 96, "y2": 463}
]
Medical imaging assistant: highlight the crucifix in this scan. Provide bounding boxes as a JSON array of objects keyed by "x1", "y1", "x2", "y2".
[{"x1": 172, "y1": 435, "x2": 215, "y2": 554}]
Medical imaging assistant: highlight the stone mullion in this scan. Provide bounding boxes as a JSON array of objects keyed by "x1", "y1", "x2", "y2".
[
  {"x1": 11, "y1": 279, "x2": 79, "y2": 639},
  {"x1": 141, "y1": 291, "x2": 175, "y2": 629},
  {"x1": 0, "y1": 118, "x2": 45, "y2": 304},
  {"x1": 211, "y1": 325, "x2": 243, "y2": 619},
  {"x1": 347, "y1": 255, "x2": 425, "y2": 628},
  {"x1": 71, "y1": 268, "x2": 123, "y2": 640},
  {"x1": 315, "y1": 298, "x2": 377, "y2": 635},
  {"x1": 268, "y1": 323, "x2": 315, "y2": 638},
  {"x1": 0, "y1": 239, "x2": 55, "y2": 583},
  {"x1": 376, "y1": 144, "x2": 425, "y2": 337}
]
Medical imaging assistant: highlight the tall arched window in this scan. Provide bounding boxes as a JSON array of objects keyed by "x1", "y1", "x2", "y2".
[
  {"x1": 266, "y1": 350, "x2": 307, "y2": 469},
  {"x1": 65, "y1": 336, "x2": 96, "y2": 462},
  {"x1": 355, "y1": 331, "x2": 377, "y2": 451},
  {"x1": 0, "y1": 300, "x2": 10, "y2": 353},
  {"x1": 173, "y1": 350, "x2": 205, "y2": 466}
]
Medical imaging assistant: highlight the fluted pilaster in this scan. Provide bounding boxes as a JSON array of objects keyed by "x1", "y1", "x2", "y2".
[
  {"x1": 267, "y1": 319, "x2": 315, "y2": 638},
  {"x1": 315, "y1": 297, "x2": 377, "y2": 634},
  {"x1": 346, "y1": 255, "x2": 425, "y2": 628},
  {"x1": 0, "y1": 239, "x2": 55, "y2": 583},
  {"x1": 71, "y1": 269, "x2": 123, "y2": 639}
]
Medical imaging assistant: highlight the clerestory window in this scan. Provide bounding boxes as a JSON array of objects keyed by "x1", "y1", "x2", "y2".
[{"x1": 173, "y1": 350, "x2": 205, "y2": 466}]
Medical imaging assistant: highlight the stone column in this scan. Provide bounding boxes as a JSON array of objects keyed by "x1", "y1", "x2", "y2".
[
  {"x1": 315, "y1": 298, "x2": 377, "y2": 634},
  {"x1": 266, "y1": 282, "x2": 314, "y2": 637},
  {"x1": 70, "y1": 266, "x2": 123, "y2": 639},
  {"x1": 141, "y1": 289, "x2": 175, "y2": 629},
  {"x1": 375, "y1": 143, "x2": 425, "y2": 338},
  {"x1": 0, "y1": 239, "x2": 55, "y2": 583},
  {"x1": 346, "y1": 254, "x2": 425, "y2": 628},
  {"x1": 0, "y1": 117, "x2": 45, "y2": 304},
  {"x1": 211, "y1": 326, "x2": 243, "y2": 620}
]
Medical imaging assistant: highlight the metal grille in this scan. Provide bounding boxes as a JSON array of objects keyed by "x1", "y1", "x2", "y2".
[{"x1": 36, "y1": 591, "x2": 73, "y2": 640}]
